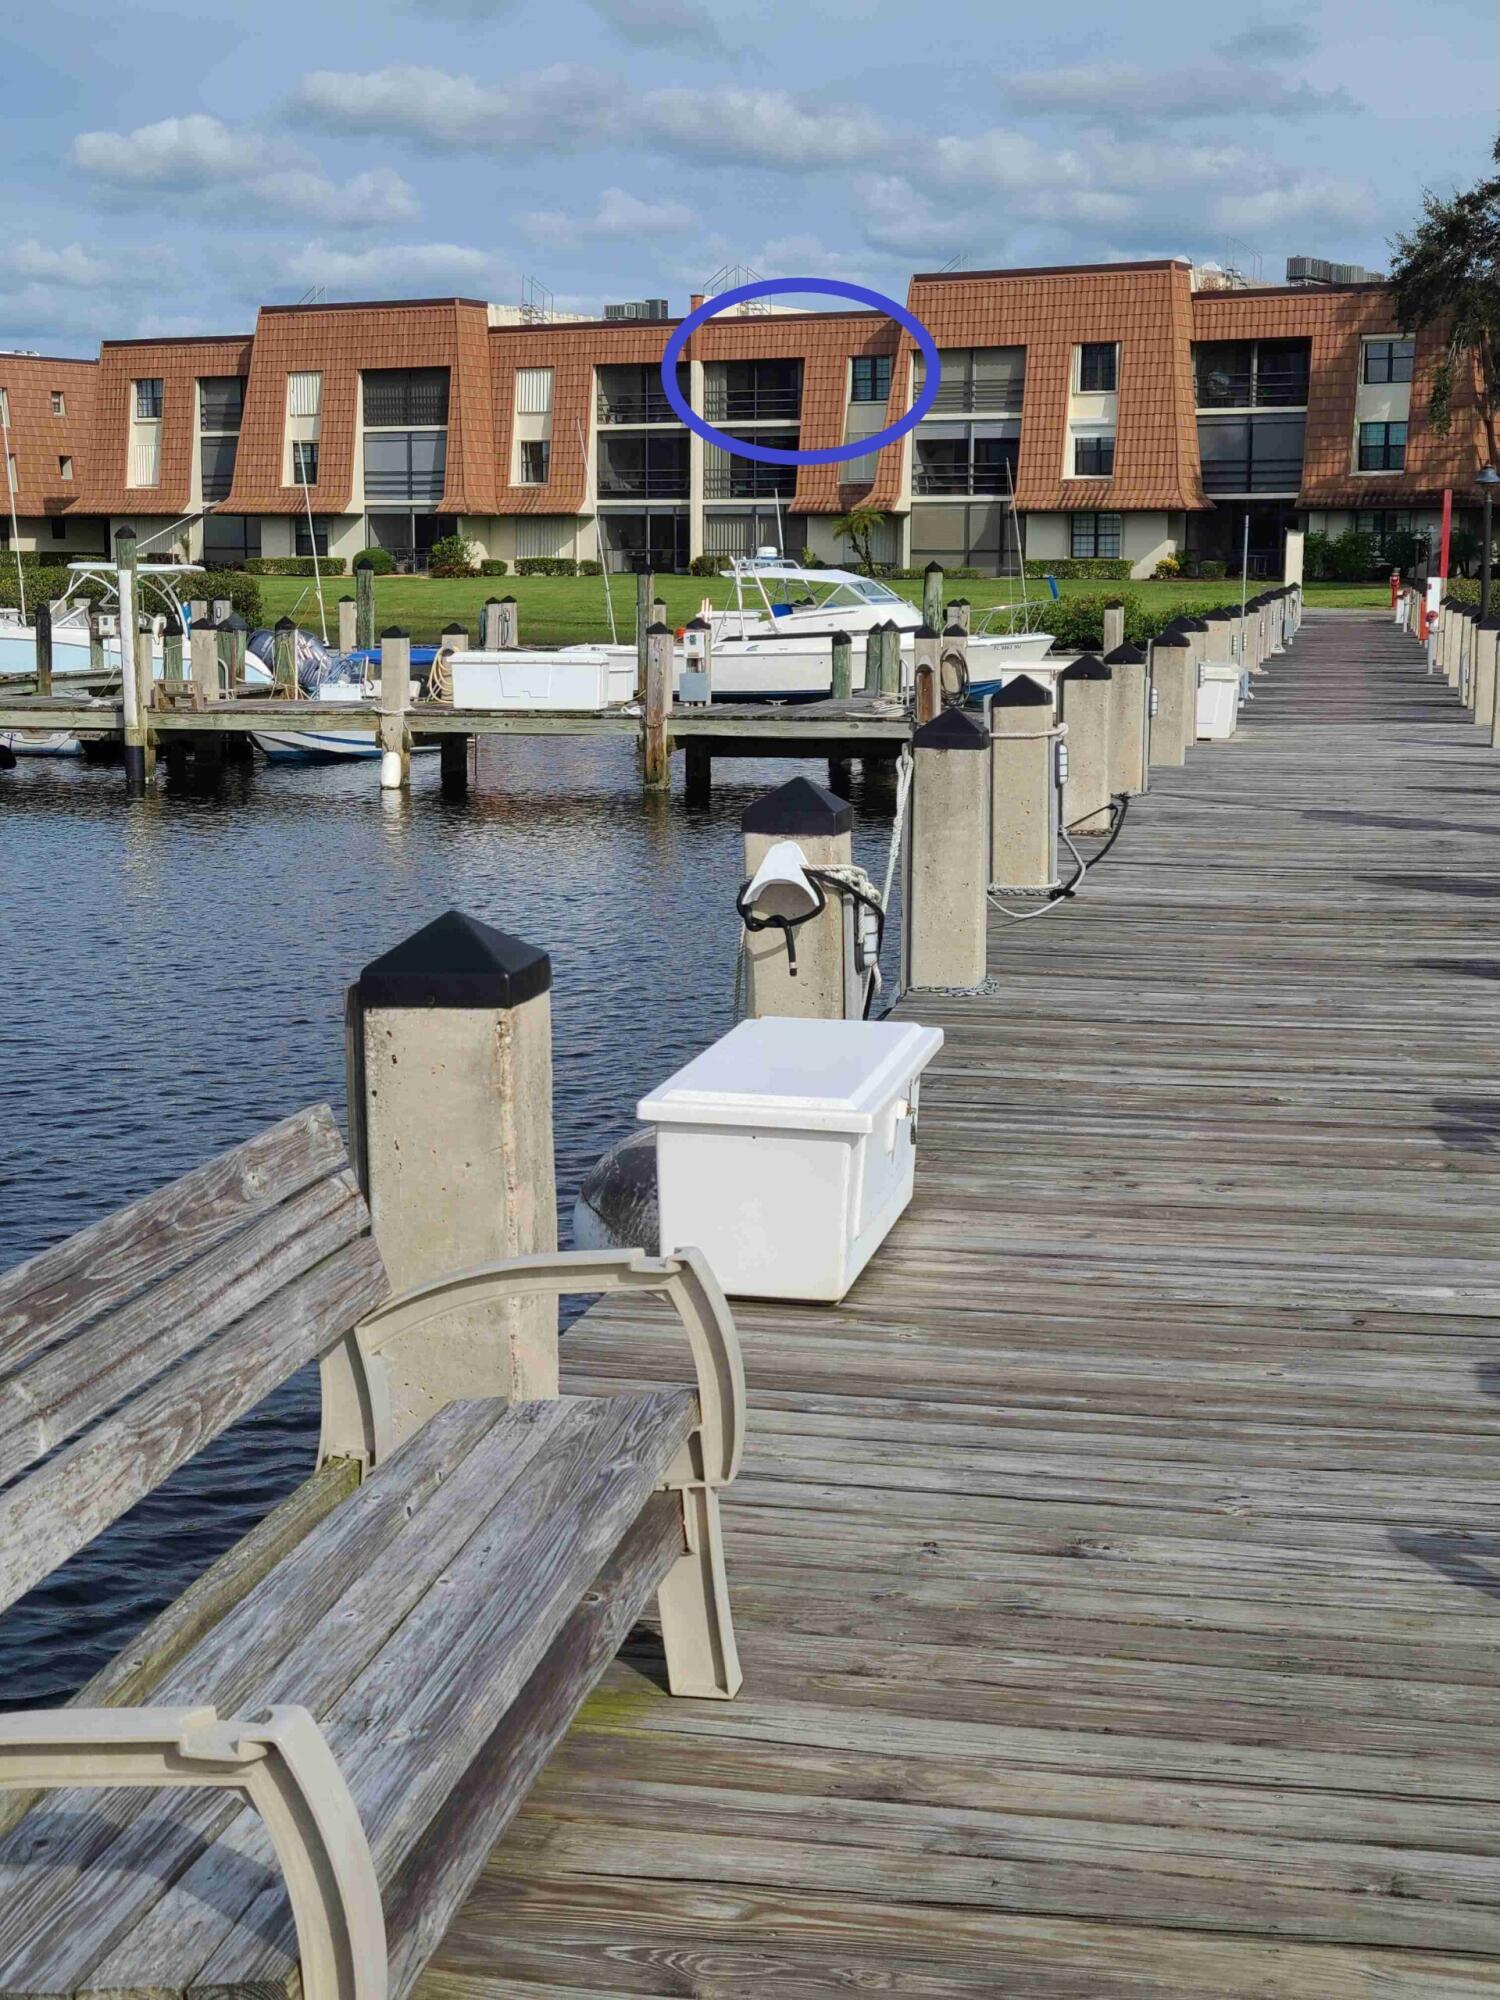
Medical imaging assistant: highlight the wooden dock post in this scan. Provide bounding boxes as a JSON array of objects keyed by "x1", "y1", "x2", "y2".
[
  {"x1": 337, "y1": 594, "x2": 357, "y2": 655},
  {"x1": 830, "y1": 629, "x2": 853, "y2": 700},
  {"x1": 949, "y1": 596, "x2": 971, "y2": 634},
  {"x1": 379, "y1": 627, "x2": 411, "y2": 790},
  {"x1": 1058, "y1": 655, "x2": 1114, "y2": 834},
  {"x1": 272, "y1": 616, "x2": 297, "y2": 697},
  {"x1": 354, "y1": 557, "x2": 376, "y2": 652},
  {"x1": 941, "y1": 621, "x2": 969, "y2": 705},
  {"x1": 642, "y1": 621, "x2": 672, "y2": 792},
  {"x1": 636, "y1": 570, "x2": 653, "y2": 699},
  {"x1": 741, "y1": 776, "x2": 855, "y2": 1020},
  {"x1": 114, "y1": 528, "x2": 149, "y2": 796},
  {"x1": 440, "y1": 734, "x2": 470, "y2": 796},
  {"x1": 989, "y1": 672, "x2": 1061, "y2": 892},
  {"x1": 87, "y1": 607, "x2": 104, "y2": 677},
  {"x1": 134, "y1": 618, "x2": 158, "y2": 786},
  {"x1": 862, "y1": 627, "x2": 881, "y2": 694},
  {"x1": 497, "y1": 595, "x2": 519, "y2": 649},
  {"x1": 1103, "y1": 640, "x2": 1150, "y2": 795},
  {"x1": 685, "y1": 742, "x2": 712, "y2": 807},
  {"x1": 350, "y1": 909, "x2": 559, "y2": 1426},
  {"x1": 905, "y1": 708, "x2": 990, "y2": 991},
  {"x1": 34, "y1": 603, "x2": 52, "y2": 698},
  {"x1": 1102, "y1": 602, "x2": 1126, "y2": 656},
  {"x1": 1148, "y1": 630, "x2": 1192, "y2": 768},
  {"x1": 161, "y1": 611, "x2": 185, "y2": 696},
  {"x1": 913, "y1": 624, "x2": 940, "y2": 724},
  {"x1": 652, "y1": 593, "x2": 667, "y2": 633},
  {"x1": 187, "y1": 597, "x2": 207, "y2": 628},
  {"x1": 921, "y1": 561, "x2": 944, "y2": 636},
  {"x1": 189, "y1": 618, "x2": 220, "y2": 705},
  {"x1": 878, "y1": 620, "x2": 902, "y2": 697},
  {"x1": 216, "y1": 612, "x2": 247, "y2": 692}
]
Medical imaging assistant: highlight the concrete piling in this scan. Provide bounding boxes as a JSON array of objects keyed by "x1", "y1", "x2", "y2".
[
  {"x1": 349, "y1": 910, "x2": 559, "y2": 1434},
  {"x1": 1058, "y1": 656, "x2": 1114, "y2": 834},
  {"x1": 905, "y1": 709, "x2": 990, "y2": 992},
  {"x1": 1103, "y1": 641, "x2": 1150, "y2": 795},
  {"x1": 922, "y1": 562, "x2": 944, "y2": 636},
  {"x1": 741, "y1": 777, "x2": 854, "y2": 1020},
  {"x1": 989, "y1": 672, "x2": 1061, "y2": 893},
  {"x1": 379, "y1": 626, "x2": 412, "y2": 790},
  {"x1": 1474, "y1": 616, "x2": 1500, "y2": 735},
  {"x1": 1101, "y1": 603, "x2": 1125, "y2": 656},
  {"x1": 1148, "y1": 629, "x2": 1193, "y2": 769},
  {"x1": 189, "y1": 619, "x2": 220, "y2": 706},
  {"x1": 337, "y1": 595, "x2": 357, "y2": 655}
]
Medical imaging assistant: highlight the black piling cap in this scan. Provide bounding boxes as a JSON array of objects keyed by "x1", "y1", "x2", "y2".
[
  {"x1": 831, "y1": 629, "x2": 852, "y2": 645},
  {"x1": 218, "y1": 612, "x2": 247, "y2": 632},
  {"x1": 924, "y1": 560, "x2": 944, "y2": 575},
  {"x1": 742, "y1": 774, "x2": 854, "y2": 836},
  {"x1": 685, "y1": 616, "x2": 710, "y2": 631},
  {"x1": 1170, "y1": 615, "x2": 1209, "y2": 632},
  {"x1": 380, "y1": 625, "x2": 409, "y2": 640},
  {"x1": 485, "y1": 594, "x2": 503, "y2": 604},
  {"x1": 441, "y1": 621, "x2": 468, "y2": 634},
  {"x1": 338, "y1": 593, "x2": 354, "y2": 604},
  {"x1": 353, "y1": 555, "x2": 375, "y2": 571},
  {"x1": 1059, "y1": 654, "x2": 1111, "y2": 681},
  {"x1": 991, "y1": 672, "x2": 1052, "y2": 707},
  {"x1": 646, "y1": 620, "x2": 672, "y2": 636},
  {"x1": 163, "y1": 610, "x2": 184, "y2": 636},
  {"x1": 275, "y1": 615, "x2": 296, "y2": 630},
  {"x1": 1103, "y1": 641, "x2": 1147, "y2": 664},
  {"x1": 942, "y1": 622, "x2": 967, "y2": 638},
  {"x1": 359, "y1": 909, "x2": 551, "y2": 1011},
  {"x1": 1202, "y1": 608, "x2": 1237, "y2": 622},
  {"x1": 1478, "y1": 614, "x2": 1500, "y2": 631},
  {"x1": 114, "y1": 526, "x2": 137, "y2": 547},
  {"x1": 914, "y1": 622, "x2": 939, "y2": 639},
  {"x1": 913, "y1": 706, "x2": 988, "y2": 750},
  {"x1": 500, "y1": 594, "x2": 517, "y2": 605}
]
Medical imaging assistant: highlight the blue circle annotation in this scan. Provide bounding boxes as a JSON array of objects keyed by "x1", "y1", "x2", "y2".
[{"x1": 660, "y1": 277, "x2": 941, "y2": 467}]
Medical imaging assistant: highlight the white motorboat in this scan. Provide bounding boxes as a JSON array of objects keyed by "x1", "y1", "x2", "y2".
[{"x1": 444, "y1": 559, "x2": 1057, "y2": 711}]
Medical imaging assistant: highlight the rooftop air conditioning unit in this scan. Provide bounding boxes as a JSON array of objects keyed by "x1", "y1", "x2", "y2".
[
  {"x1": 1287, "y1": 256, "x2": 1383, "y2": 286},
  {"x1": 604, "y1": 299, "x2": 670, "y2": 322}
]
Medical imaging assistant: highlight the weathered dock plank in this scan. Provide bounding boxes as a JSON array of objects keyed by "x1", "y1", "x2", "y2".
[{"x1": 421, "y1": 613, "x2": 1500, "y2": 1992}]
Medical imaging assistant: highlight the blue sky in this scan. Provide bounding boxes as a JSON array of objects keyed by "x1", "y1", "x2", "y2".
[{"x1": 3, "y1": 0, "x2": 1498, "y2": 356}]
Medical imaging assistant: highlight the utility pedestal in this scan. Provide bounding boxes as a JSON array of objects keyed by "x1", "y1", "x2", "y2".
[
  {"x1": 989, "y1": 672, "x2": 1061, "y2": 894},
  {"x1": 1103, "y1": 641, "x2": 1150, "y2": 795},
  {"x1": 348, "y1": 910, "x2": 559, "y2": 1447},
  {"x1": 905, "y1": 708, "x2": 990, "y2": 992},
  {"x1": 1058, "y1": 655, "x2": 1113, "y2": 834},
  {"x1": 741, "y1": 777, "x2": 854, "y2": 1021}
]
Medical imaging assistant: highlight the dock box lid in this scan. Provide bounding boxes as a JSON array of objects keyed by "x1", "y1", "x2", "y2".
[{"x1": 638, "y1": 1017, "x2": 944, "y2": 1135}]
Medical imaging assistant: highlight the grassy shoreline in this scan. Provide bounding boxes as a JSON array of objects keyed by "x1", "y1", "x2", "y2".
[{"x1": 243, "y1": 571, "x2": 1387, "y2": 646}]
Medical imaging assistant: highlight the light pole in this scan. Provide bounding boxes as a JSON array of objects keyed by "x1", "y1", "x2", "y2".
[{"x1": 1479, "y1": 465, "x2": 1500, "y2": 621}]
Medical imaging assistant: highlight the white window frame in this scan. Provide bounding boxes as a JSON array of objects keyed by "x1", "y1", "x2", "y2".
[
  {"x1": 1075, "y1": 343, "x2": 1119, "y2": 394},
  {"x1": 516, "y1": 368, "x2": 553, "y2": 416},
  {"x1": 287, "y1": 372, "x2": 323, "y2": 418},
  {"x1": 51, "y1": 390, "x2": 66, "y2": 417}
]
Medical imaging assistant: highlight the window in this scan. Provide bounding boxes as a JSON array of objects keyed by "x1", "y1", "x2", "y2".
[
  {"x1": 199, "y1": 376, "x2": 245, "y2": 431},
  {"x1": 134, "y1": 378, "x2": 163, "y2": 419},
  {"x1": 914, "y1": 346, "x2": 1026, "y2": 413},
  {"x1": 201, "y1": 514, "x2": 261, "y2": 568},
  {"x1": 362, "y1": 368, "x2": 449, "y2": 426},
  {"x1": 1354, "y1": 510, "x2": 1421, "y2": 554},
  {"x1": 288, "y1": 372, "x2": 322, "y2": 418},
  {"x1": 1078, "y1": 343, "x2": 1117, "y2": 393},
  {"x1": 294, "y1": 518, "x2": 329, "y2": 558},
  {"x1": 291, "y1": 440, "x2": 319, "y2": 485},
  {"x1": 5, "y1": 453, "x2": 16, "y2": 493},
  {"x1": 1197, "y1": 412, "x2": 1305, "y2": 494},
  {"x1": 1358, "y1": 421, "x2": 1407, "y2": 472},
  {"x1": 363, "y1": 428, "x2": 446, "y2": 501},
  {"x1": 0, "y1": 388, "x2": 9, "y2": 426},
  {"x1": 518, "y1": 439, "x2": 550, "y2": 485},
  {"x1": 1073, "y1": 433, "x2": 1115, "y2": 477},
  {"x1": 58, "y1": 456, "x2": 73, "y2": 481},
  {"x1": 515, "y1": 368, "x2": 553, "y2": 415},
  {"x1": 201, "y1": 434, "x2": 238, "y2": 501},
  {"x1": 850, "y1": 355, "x2": 892, "y2": 404},
  {"x1": 1364, "y1": 338, "x2": 1415, "y2": 385},
  {"x1": 49, "y1": 517, "x2": 65, "y2": 540},
  {"x1": 129, "y1": 435, "x2": 160, "y2": 487},
  {"x1": 1071, "y1": 512, "x2": 1122, "y2": 560},
  {"x1": 50, "y1": 390, "x2": 65, "y2": 417},
  {"x1": 597, "y1": 430, "x2": 689, "y2": 499}
]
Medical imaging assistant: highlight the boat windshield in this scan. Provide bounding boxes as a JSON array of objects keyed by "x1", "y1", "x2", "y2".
[{"x1": 818, "y1": 579, "x2": 903, "y2": 610}]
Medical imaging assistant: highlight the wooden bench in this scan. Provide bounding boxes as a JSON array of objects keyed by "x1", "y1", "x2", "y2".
[{"x1": 0, "y1": 1102, "x2": 744, "y2": 2000}]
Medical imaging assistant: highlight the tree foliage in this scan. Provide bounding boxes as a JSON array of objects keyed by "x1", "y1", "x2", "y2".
[
  {"x1": 831, "y1": 504, "x2": 885, "y2": 571},
  {"x1": 1389, "y1": 129, "x2": 1500, "y2": 459}
]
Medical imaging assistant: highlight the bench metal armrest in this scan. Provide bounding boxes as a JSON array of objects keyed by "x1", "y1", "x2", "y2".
[
  {"x1": 357, "y1": 1248, "x2": 744, "y2": 1485},
  {"x1": 0, "y1": 1704, "x2": 385, "y2": 2000}
]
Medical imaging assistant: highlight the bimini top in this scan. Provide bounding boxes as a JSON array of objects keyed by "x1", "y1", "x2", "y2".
[{"x1": 720, "y1": 559, "x2": 908, "y2": 614}]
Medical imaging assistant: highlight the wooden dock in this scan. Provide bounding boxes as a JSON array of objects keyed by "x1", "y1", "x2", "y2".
[{"x1": 425, "y1": 612, "x2": 1500, "y2": 1996}]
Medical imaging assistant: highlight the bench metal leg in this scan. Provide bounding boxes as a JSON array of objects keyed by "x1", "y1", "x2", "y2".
[
  {"x1": 659, "y1": 1483, "x2": 742, "y2": 1700},
  {"x1": 0, "y1": 1704, "x2": 386, "y2": 2000}
]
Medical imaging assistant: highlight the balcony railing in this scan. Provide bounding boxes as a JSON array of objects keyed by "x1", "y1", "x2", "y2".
[
  {"x1": 703, "y1": 387, "x2": 802, "y2": 423},
  {"x1": 597, "y1": 474, "x2": 690, "y2": 500},
  {"x1": 597, "y1": 392, "x2": 678, "y2": 424},
  {"x1": 201, "y1": 472, "x2": 235, "y2": 502},
  {"x1": 703, "y1": 467, "x2": 798, "y2": 499},
  {"x1": 1201, "y1": 456, "x2": 1303, "y2": 495},
  {"x1": 364, "y1": 470, "x2": 446, "y2": 502},
  {"x1": 1196, "y1": 367, "x2": 1309, "y2": 409},
  {"x1": 925, "y1": 382, "x2": 1024, "y2": 415},
  {"x1": 914, "y1": 463, "x2": 1017, "y2": 496}
]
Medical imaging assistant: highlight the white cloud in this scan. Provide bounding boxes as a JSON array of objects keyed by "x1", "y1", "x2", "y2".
[
  {"x1": 1000, "y1": 58, "x2": 1354, "y2": 128},
  {"x1": 583, "y1": 0, "x2": 728, "y2": 47},
  {"x1": 7, "y1": 240, "x2": 112, "y2": 287},
  {"x1": 274, "y1": 238, "x2": 514, "y2": 294},
  {"x1": 522, "y1": 186, "x2": 697, "y2": 242},
  {"x1": 640, "y1": 86, "x2": 882, "y2": 171},
  {"x1": 70, "y1": 113, "x2": 419, "y2": 227}
]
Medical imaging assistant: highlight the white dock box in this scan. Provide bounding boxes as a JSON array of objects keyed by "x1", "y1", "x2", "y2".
[
  {"x1": 447, "y1": 650, "x2": 613, "y2": 711},
  {"x1": 1196, "y1": 660, "x2": 1241, "y2": 740},
  {"x1": 638, "y1": 1016, "x2": 944, "y2": 1303}
]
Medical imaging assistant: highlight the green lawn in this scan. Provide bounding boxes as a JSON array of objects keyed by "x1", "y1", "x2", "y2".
[{"x1": 245, "y1": 571, "x2": 1387, "y2": 646}]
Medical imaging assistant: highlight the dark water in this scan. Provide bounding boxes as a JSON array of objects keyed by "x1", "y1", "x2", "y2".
[{"x1": 0, "y1": 741, "x2": 897, "y2": 1700}]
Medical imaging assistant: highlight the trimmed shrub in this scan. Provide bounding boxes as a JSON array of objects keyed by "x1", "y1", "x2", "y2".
[
  {"x1": 1022, "y1": 557, "x2": 1133, "y2": 580},
  {"x1": 353, "y1": 547, "x2": 397, "y2": 575},
  {"x1": 1197, "y1": 559, "x2": 1226, "y2": 579},
  {"x1": 689, "y1": 554, "x2": 720, "y2": 576},
  {"x1": 1031, "y1": 589, "x2": 1245, "y2": 652},
  {"x1": 515, "y1": 556, "x2": 578, "y2": 576},
  {"x1": 427, "y1": 533, "x2": 478, "y2": 578},
  {"x1": 577, "y1": 559, "x2": 603, "y2": 576},
  {"x1": 244, "y1": 556, "x2": 340, "y2": 577},
  {"x1": 1152, "y1": 555, "x2": 1182, "y2": 579},
  {"x1": 0, "y1": 560, "x2": 262, "y2": 623},
  {"x1": 479, "y1": 558, "x2": 508, "y2": 575}
]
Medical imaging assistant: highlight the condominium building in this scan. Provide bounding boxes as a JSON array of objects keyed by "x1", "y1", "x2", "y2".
[{"x1": 0, "y1": 259, "x2": 1487, "y2": 579}]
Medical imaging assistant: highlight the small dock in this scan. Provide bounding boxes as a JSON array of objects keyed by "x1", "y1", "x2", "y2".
[{"x1": 430, "y1": 613, "x2": 1500, "y2": 1993}]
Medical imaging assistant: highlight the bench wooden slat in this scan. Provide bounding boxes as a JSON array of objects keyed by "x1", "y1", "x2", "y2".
[
  {"x1": 0, "y1": 1397, "x2": 587, "y2": 1984},
  {"x1": 78, "y1": 1391, "x2": 697, "y2": 1997},
  {"x1": 0, "y1": 1106, "x2": 347, "y2": 1377},
  {"x1": 0, "y1": 1230, "x2": 389, "y2": 1618},
  {"x1": 0, "y1": 1169, "x2": 367, "y2": 1488}
]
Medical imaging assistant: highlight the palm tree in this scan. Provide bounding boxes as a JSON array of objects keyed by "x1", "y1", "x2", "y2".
[
  {"x1": 1390, "y1": 130, "x2": 1500, "y2": 460},
  {"x1": 831, "y1": 504, "x2": 886, "y2": 573}
]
